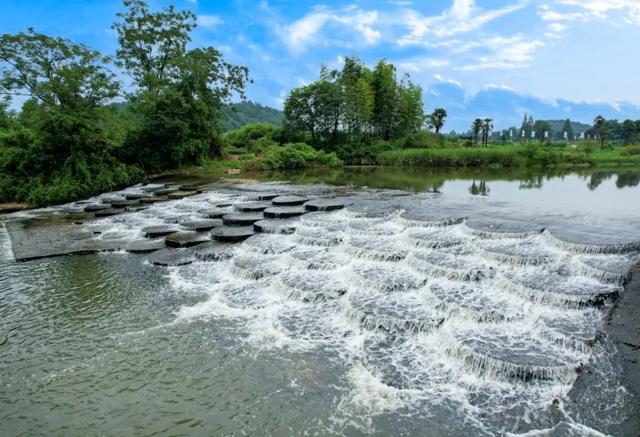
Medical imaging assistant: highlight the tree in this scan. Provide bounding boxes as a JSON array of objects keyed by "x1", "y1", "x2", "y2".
[
  {"x1": 622, "y1": 119, "x2": 636, "y2": 145},
  {"x1": 112, "y1": 0, "x2": 249, "y2": 169},
  {"x1": 593, "y1": 115, "x2": 606, "y2": 148},
  {"x1": 429, "y1": 108, "x2": 447, "y2": 134},
  {"x1": 561, "y1": 118, "x2": 574, "y2": 141},
  {"x1": 481, "y1": 118, "x2": 493, "y2": 147},
  {"x1": 472, "y1": 118, "x2": 483, "y2": 145},
  {"x1": 371, "y1": 60, "x2": 398, "y2": 140},
  {"x1": 533, "y1": 120, "x2": 550, "y2": 142}
]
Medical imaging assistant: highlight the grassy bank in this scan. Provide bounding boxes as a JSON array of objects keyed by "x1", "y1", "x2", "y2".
[{"x1": 377, "y1": 144, "x2": 640, "y2": 168}]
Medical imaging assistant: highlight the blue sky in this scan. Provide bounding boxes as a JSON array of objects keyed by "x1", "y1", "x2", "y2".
[{"x1": 2, "y1": 0, "x2": 640, "y2": 131}]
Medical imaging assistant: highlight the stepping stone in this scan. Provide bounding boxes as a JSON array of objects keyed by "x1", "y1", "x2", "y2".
[
  {"x1": 480, "y1": 237, "x2": 556, "y2": 266},
  {"x1": 214, "y1": 202, "x2": 233, "y2": 208},
  {"x1": 139, "y1": 196, "x2": 165, "y2": 204},
  {"x1": 84, "y1": 204, "x2": 110, "y2": 212},
  {"x1": 235, "y1": 202, "x2": 271, "y2": 212},
  {"x1": 111, "y1": 199, "x2": 136, "y2": 209},
  {"x1": 349, "y1": 237, "x2": 407, "y2": 261},
  {"x1": 165, "y1": 232, "x2": 210, "y2": 248},
  {"x1": 179, "y1": 219, "x2": 222, "y2": 232},
  {"x1": 243, "y1": 233, "x2": 296, "y2": 254},
  {"x1": 272, "y1": 195, "x2": 309, "y2": 206},
  {"x1": 168, "y1": 190, "x2": 198, "y2": 200},
  {"x1": 252, "y1": 192, "x2": 280, "y2": 201},
  {"x1": 222, "y1": 212, "x2": 264, "y2": 226},
  {"x1": 348, "y1": 291, "x2": 442, "y2": 333},
  {"x1": 141, "y1": 183, "x2": 165, "y2": 192},
  {"x1": 123, "y1": 192, "x2": 147, "y2": 200},
  {"x1": 231, "y1": 255, "x2": 282, "y2": 279},
  {"x1": 193, "y1": 241, "x2": 238, "y2": 261},
  {"x1": 429, "y1": 283, "x2": 518, "y2": 323},
  {"x1": 264, "y1": 206, "x2": 306, "y2": 219},
  {"x1": 126, "y1": 206, "x2": 148, "y2": 213},
  {"x1": 353, "y1": 264, "x2": 425, "y2": 292},
  {"x1": 94, "y1": 208, "x2": 122, "y2": 217},
  {"x1": 451, "y1": 327, "x2": 583, "y2": 382},
  {"x1": 253, "y1": 218, "x2": 298, "y2": 234},
  {"x1": 126, "y1": 239, "x2": 166, "y2": 253},
  {"x1": 289, "y1": 249, "x2": 338, "y2": 270},
  {"x1": 148, "y1": 248, "x2": 195, "y2": 266},
  {"x1": 279, "y1": 271, "x2": 347, "y2": 302},
  {"x1": 101, "y1": 197, "x2": 122, "y2": 204},
  {"x1": 408, "y1": 229, "x2": 464, "y2": 250},
  {"x1": 295, "y1": 227, "x2": 344, "y2": 247},
  {"x1": 211, "y1": 226, "x2": 255, "y2": 242},
  {"x1": 410, "y1": 247, "x2": 493, "y2": 281},
  {"x1": 142, "y1": 225, "x2": 179, "y2": 238},
  {"x1": 304, "y1": 198, "x2": 345, "y2": 211},
  {"x1": 199, "y1": 208, "x2": 232, "y2": 219},
  {"x1": 154, "y1": 187, "x2": 180, "y2": 196}
]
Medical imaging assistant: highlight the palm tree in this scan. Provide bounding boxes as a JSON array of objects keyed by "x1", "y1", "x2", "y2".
[
  {"x1": 472, "y1": 118, "x2": 483, "y2": 145},
  {"x1": 593, "y1": 115, "x2": 606, "y2": 148},
  {"x1": 482, "y1": 118, "x2": 493, "y2": 147},
  {"x1": 430, "y1": 108, "x2": 448, "y2": 134}
]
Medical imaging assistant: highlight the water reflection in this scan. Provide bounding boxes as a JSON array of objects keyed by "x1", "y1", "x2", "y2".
[{"x1": 469, "y1": 180, "x2": 490, "y2": 196}]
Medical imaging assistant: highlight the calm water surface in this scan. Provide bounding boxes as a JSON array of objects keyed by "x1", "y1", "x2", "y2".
[{"x1": 1, "y1": 167, "x2": 639, "y2": 436}]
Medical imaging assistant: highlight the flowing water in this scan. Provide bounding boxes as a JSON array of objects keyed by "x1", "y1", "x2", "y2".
[{"x1": 1, "y1": 167, "x2": 640, "y2": 436}]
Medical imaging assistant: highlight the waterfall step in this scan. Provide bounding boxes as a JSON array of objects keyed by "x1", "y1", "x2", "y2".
[
  {"x1": 348, "y1": 237, "x2": 407, "y2": 262},
  {"x1": 211, "y1": 226, "x2": 255, "y2": 242},
  {"x1": 272, "y1": 195, "x2": 309, "y2": 206},
  {"x1": 167, "y1": 190, "x2": 198, "y2": 200},
  {"x1": 429, "y1": 282, "x2": 520, "y2": 323},
  {"x1": 242, "y1": 233, "x2": 297, "y2": 254},
  {"x1": 289, "y1": 248, "x2": 340, "y2": 270},
  {"x1": 84, "y1": 204, "x2": 110, "y2": 212},
  {"x1": 231, "y1": 255, "x2": 282, "y2": 280},
  {"x1": 234, "y1": 202, "x2": 272, "y2": 212},
  {"x1": 410, "y1": 247, "x2": 493, "y2": 281},
  {"x1": 222, "y1": 212, "x2": 264, "y2": 226},
  {"x1": 352, "y1": 264, "x2": 426, "y2": 292},
  {"x1": 147, "y1": 248, "x2": 195, "y2": 266},
  {"x1": 111, "y1": 199, "x2": 137, "y2": 209},
  {"x1": 94, "y1": 208, "x2": 123, "y2": 217},
  {"x1": 253, "y1": 218, "x2": 298, "y2": 234},
  {"x1": 165, "y1": 232, "x2": 210, "y2": 248},
  {"x1": 179, "y1": 219, "x2": 222, "y2": 232},
  {"x1": 304, "y1": 198, "x2": 346, "y2": 211},
  {"x1": 193, "y1": 241, "x2": 238, "y2": 261},
  {"x1": 278, "y1": 271, "x2": 347, "y2": 302},
  {"x1": 264, "y1": 206, "x2": 307, "y2": 219},
  {"x1": 199, "y1": 208, "x2": 233, "y2": 219},
  {"x1": 126, "y1": 239, "x2": 167, "y2": 253}
]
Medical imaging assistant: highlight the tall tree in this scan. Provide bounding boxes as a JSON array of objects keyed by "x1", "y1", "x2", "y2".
[
  {"x1": 482, "y1": 118, "x2": 493, "y2": 147},
  {"x1": 622, "y1": 119, "x2": 636, "y2": 145},
  {"x1": 429, "y1": 108, "x2": 447, "y2": 134},
  {"x1": 112, "y1": 0, "x2": 248, "y2": 169},
  {"x1": 561, "y1": 118, "x2": 574, "y2": 141},
  {"x1": 472, "y1": 118, "x2": 483, "y2": 145},
  {"x1": 593, "y1": 115, "x2": 606, "y2": 148},
  {"x1": 533, "y1": 120, "x2": 550, "y2": 142},
  {"x1": 371, "y1": 60, "x2": 398, "y2": 140}
]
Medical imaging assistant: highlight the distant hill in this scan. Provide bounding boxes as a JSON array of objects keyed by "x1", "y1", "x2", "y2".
[{"x1": 221, "y1": 101, "x2": 283, "y2": 131}]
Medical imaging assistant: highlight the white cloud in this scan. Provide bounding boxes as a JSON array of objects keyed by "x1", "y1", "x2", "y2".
[
  {"x1": 456, "y1": 35, "x2": 544, "y2": 70},
  {"x1": 398, "y1": 0, "x2": 527, "y2": 44},
  {"x1": 545, "y1": 1, "x2": 640, "y2": 25},
  {"x1": 279, "y1": 6, "x2": 381, "y2": 54},
  {"x1": 198, "y1": 15, "x2": 223, "y2": 28}
]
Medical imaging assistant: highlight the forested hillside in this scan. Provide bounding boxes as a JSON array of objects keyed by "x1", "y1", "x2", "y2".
[{"x1": 222, "y1": 102, "x2": 283, "y2": 131}]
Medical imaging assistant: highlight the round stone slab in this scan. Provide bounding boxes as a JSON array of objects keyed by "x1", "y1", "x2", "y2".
[
  {"x1": 253, "y1": 218, "x2": 298, "y2": 234},
  {"x1": 139, "y1": 196, "x2": 165, "y2": 204},
  {"x1": 272, "y1": 195, "x2": 309, "y2": 206},
  {"x1": 154, "y1": 187, "x2": 180, "y2": 196},
  {"x1": 222, "y1": 212, "x2": 264, "y2": 226},
  {"x1": 168, "y1": 191, "x2": 198, "y2": 200},
  {"x1": 193, "y1": 241, "x2": 238, "y2": 261},
  {"x1": 180, "y1": 219, "x2": 222, "y2": 232},
  {"x1": 234, "y1": 202, "x2": 271, "y2": 212},
  {"x1": 304, "y1": 198, "x2": 346, "y2": 212},
  {"x1": 111, "y1": 199, "x2": 136, "y2": 209},
  {"x1": 142, "y1": 225, "x2": 179, "y2": 238},
  {"x1": 101, "y1": 196, "x2": 122, "y2": 204},
  {"x1": 84, "y1": 204, "x2": 110, "y2": 212},
  {"x1": 148, "y1": 248, "x2": 195, "y2": 266},
  {"x1": 253, "y1": 192, "x2": 280, "y2": 201},
  {"x1": 126, "y1": 239, "x2": 167, "y2": 253},
  {"x1": 263, "y1": 206, "x2": 307, "y2": 219},
  {"x1": 211, "y1": 226, "x2": 255, "y2": 242},
  {"x1": 123, "y1": 192, "x2": 147, "y2": 200},
  {"x1": 94, "y1": 208, "x2": 123, "y2": 217},
  {"x1": 199, "y1": 208, "x2": 232, "y2": 219},
  {"x1": 165, "y1": 232, "x2": 210, "y2": 248}
]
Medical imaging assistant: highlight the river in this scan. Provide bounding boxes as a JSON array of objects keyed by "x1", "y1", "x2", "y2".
[{"x1": 1, "y1": 167, "x2": 639, "y2": 436}]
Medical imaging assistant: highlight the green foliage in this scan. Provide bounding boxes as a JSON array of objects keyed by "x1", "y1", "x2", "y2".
[
  {"x1": 622, "y1": 145, "x2": 640, "y2": 156},
  {"x1": 428, "y1": 108, "x2": 447, "y2": 134},
  {"x1": 222, "y1": 102, "x2": 283, "y2": 131},
  {"x1": 262, "y1": 143, "x2": 341, "y2": 169}
]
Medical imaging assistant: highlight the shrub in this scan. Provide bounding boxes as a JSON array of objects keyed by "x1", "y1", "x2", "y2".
[
  {"x1": 262, "y1": 143, "x2": 341, "y2": 169},
  {"x1": 622, "y1": 145, "x2": 640, "y2": 156}
]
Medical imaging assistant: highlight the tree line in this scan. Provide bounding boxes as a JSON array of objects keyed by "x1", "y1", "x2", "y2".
[{"x1": 0, "y1": 0, "x2": 248, "y2": 205}]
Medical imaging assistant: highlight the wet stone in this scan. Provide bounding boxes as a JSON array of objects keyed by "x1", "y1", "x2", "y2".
[
  {"x1": 211, "y1": 226, "x2": 255, "y2": 242},
  {"x1": 252, "y1": 192, "x2": 280, "y2": 201},
  {"x1": 125, "y1": 239, "x2": 167, "y2": 253},
  {"x1": 168, "y1": 190, "x2": 198, "y2": 200},
  {"x1": 193, "y1": 241, "x2": 238, "y2": 261},
  {"x1": 253, "y1": 218, "x2": 298, "y2": 234},
  {"x1": 222, "y1": 212, "x2": 264, "y2": 226},
  {"x1": 101, "y1": 196, "x2": 123, "y2": 204},
  {"x1": 272, "y1": 195, "x2": 309, "y2": 206},
  {"x1": 165, "y1": 232, "x2": 210, "y2": 248},
  {"x1": 126, "y1": 206, "x2": 148, "y2": 213},
  {"x1": 124, "y1": 192, "x2": 147, "y2": 200},
  {"x1": 84, "y1": 204, "x2": 110, "y2": 213},
  {"x1": 94, "y1": 208, "x2": 123, "y2": 217},
  {"x1": 199, "y1": 208, "x2": 232, "y2": 219},
  {"x1": 232, "y1": 255, "x2": 282, "y2": 279},
  {"x1": 349, "y1": 237, "x2": 407, "y2": 261},
  {"x1": 263, "y1": 206, "x2": 307, "y2": 219},
  {"x1": 111, "y1": 199, "x2": 136, "y2": 209},
  {"x1": 148, "y1": 248, "x2": 195, "y2": 266},
  {"x1": 234, "y1": 202, "x2": 271, "y2": 212},
  {"x1": 430, "y1": 283, "x2": 516, "y2": 323},
  {"x1": 242, "y1": 233, "x2": 297, "y2": 254},
  {"x1": 348, "y1": 291, "x2": 442, "y2": 333},
  {"x1": 279, "y1": 271, "x2": 347, "y2": 302},
  {"x1": 289, "y1": 248, "x2": 338, "y2": 270},
  {"x1": 408, "y1": 229, "x2": 464, "y2": 249},
  {"x1": 180, "y1": 219, "x2": 222, "y2": 232},
  {"x1": 142, "y1": 225, "x2": 179, "y2": 238},
  {"x1": 353, "y1": 264, "x2": 426, "y2": 292},
  {"x1": 304, "y1": 198, "x2": 346, "y2": 211},
  {"x1": 153, "y1": 186, "x2": 181, "y2": 196},
  {"x1": 139, "y1": 197, "x2": 165, "y2": 204}
]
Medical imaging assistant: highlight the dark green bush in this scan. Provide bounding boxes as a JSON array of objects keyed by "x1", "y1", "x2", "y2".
[{"x1": 262, "y1": 143, "x2": 341, "y2": 169}]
